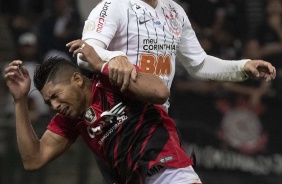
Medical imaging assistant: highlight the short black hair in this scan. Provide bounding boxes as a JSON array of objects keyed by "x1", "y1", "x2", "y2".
[{"x1": 34, "y1": 57, "x2": 81, "y2": 91}]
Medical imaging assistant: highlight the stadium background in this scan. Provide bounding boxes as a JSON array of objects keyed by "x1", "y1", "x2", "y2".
[{"x1": 0, "y1": 0, "x2": 282, "y2": 183}]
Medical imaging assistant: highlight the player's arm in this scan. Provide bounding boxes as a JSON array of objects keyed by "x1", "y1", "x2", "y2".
[
  {"x1": 77, "y1": 0, "x2": 136, "y2": 91},
  {"x1": 78, "y1": 0, "x2": 136, "y2": 92},
  {"x1": 103, "y1": 63, "x2": 169, "y2": 104},
  {"x1": 4, "y1": 60, "x2": 72, "y2": 170},
  {"x1": 182, "y1": 55, "x2": 276, "y2": 82},
  {"x1": 177, "y1": 5, "x2": 276, "y2": 82},
  {"x1": 67, "y1": 40, "x2": 169, "y2": 104},
  {"x1": 72, "y1": 39, "x2": 137, "y2": 92}
]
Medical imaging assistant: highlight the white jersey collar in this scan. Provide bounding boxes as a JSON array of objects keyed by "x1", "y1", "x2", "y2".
[{"x1": 130, "y1": 0, "x2": 162, "y2": 10}]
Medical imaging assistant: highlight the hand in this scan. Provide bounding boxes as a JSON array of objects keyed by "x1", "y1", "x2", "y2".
[
  {"x1": 108, "y1": 56, "x2": 137, "y2": 92},
  {"x1": 243, "y1": 60, "x2": 276, "y2": 82},
  {"x1": 66, "y1": 39, "x2": 104, "y2": 72},
  {"x1": 4, "y1": 60, "x2": 31, "y2": 102}
]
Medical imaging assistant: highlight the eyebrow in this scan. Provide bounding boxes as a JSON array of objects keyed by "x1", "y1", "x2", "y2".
[{"x1": 44, "y1": 93, "x2": 56, "y2": 106}]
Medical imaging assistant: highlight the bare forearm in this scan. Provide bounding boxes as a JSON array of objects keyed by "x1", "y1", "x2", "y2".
[
  {"x1": 101, "y1": 63, "x2": 169, "y2": 103},
  {"x1": 14, "y1": 99, "x2": 41, "y2": 168},
  {"x1": 101, "y1": 63, "x2": 170, "y2": 104},
  {"x1": 127, "y1": 72, "x2": 170, "y2": 104}
]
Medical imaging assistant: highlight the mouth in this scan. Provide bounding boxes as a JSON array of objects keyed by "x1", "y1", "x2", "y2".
[{"x1": 61, "y1": 106, "x2": 69, "y2": 116}]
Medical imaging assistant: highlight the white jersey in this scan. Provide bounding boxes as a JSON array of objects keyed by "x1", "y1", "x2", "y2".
[{"x1": 82, "y1": 0, "x2": 206, "y2": 109}]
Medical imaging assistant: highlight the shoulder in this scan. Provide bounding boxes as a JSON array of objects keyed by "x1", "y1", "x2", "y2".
[
  {"x1": 162, "y1": 0, "x2": 187, "y2": 13},
  {"x1": 92, "y1": 0, "x2": 131, "y2": 10},
  {"x1": 161, "y1": 0, "x2": 184, "y2": 8},
  {"x1": 49, "y1": 114, "x2": 80, "y2": 129},
  {"x1": 88, "y1": 0, "x2": 131, "y2": 19},
  {"x1": 161, "y1": 0, "x2": 187, "y2": 18},
  {"x1": 48, "y1": 114, "x2": 80, "y2": 142}
]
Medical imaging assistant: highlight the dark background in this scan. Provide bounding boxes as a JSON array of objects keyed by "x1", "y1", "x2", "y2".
[{"x1": 1, "y1": 0, "x2": 282, "y2": 183}]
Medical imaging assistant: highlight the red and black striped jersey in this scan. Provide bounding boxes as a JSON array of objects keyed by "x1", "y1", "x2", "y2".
[{"x1": 47, "y1": 66, "x2": 193, "y2": 183}]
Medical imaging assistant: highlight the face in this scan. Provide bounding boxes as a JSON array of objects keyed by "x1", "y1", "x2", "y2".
[{"x1": 41, "y1": 79, "x2": 86, "y2": 119}]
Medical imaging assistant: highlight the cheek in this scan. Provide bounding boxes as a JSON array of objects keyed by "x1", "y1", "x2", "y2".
[{"x1": 69, "y1": 89, "x2": 84, "y2": 109}]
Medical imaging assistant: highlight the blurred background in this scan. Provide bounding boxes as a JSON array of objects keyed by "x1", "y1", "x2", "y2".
[{"x1": 0, "y1": 0, "x2": 282, "y2": 183}]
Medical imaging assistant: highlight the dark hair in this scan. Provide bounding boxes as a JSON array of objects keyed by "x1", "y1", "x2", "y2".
[{"x1": 34, "y1": 56, "x2": 80, "y2": 91}]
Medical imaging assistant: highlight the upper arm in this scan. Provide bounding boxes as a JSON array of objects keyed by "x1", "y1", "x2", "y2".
[
  {"x1": 38, "y1": 130, "x2": 72, "y2": 167},
  {"x1": 82, "y1": 0, "x2": 123, "y2": 46},
  {"x1": 126, "y1": 71, "x2": 170, "y2": 104},
  {"x1": 177, "y1": 7, "x2": 206, "y2": 68}
]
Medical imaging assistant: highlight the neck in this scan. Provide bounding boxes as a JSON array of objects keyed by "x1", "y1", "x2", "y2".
[
  {"x1": 143, "y1": 0, "x2": 158, "y2": 8},
  {"x1": 84, "y1": 78, "x2": 94, "y2": 109}
]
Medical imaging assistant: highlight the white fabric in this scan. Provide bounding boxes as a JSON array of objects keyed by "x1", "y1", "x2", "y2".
[
  {"x1": 184, "y1": 55, "x2": 250, "y2": 81},
  {"x1": 81, "y1": 0, "x2": 250, "y2": 109},
  {"x1": 81, "y1": 0, "x2": 206, "y2": 109},
  {"x1": 145, "y1": 166, "x2": 202, "y2": 184},
  {"x1": 77, "y1": 39, "x2": 127, "y2": 71}
]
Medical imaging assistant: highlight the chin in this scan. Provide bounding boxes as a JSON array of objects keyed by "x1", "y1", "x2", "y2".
[
  {"x1": 63, "y1": 112, "x2": 75, "y2": 119},
  {"x1": 67, "y1": 114, "x2": 77, "y2": 119},
  {"x1": 69, "y1": 112, "x2": 81, "y2": 119}
]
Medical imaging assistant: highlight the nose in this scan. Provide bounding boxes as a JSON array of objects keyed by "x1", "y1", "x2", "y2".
[{"x1": 50, "y1": 99, "x2": 61, "y2": 111}]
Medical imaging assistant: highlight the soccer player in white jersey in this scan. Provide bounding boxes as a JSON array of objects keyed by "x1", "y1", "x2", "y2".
[
  {"x1": 77, "y1": 0, "x2": 275, "y2": 110},
  {"x1": 72, "y1": 0, "x2": 276, "y2": 183}
]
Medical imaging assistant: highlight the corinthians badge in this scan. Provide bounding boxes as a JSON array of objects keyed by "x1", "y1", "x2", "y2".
[{"x1": 165, "y1": 12, "x2": 181, "y2": 36}]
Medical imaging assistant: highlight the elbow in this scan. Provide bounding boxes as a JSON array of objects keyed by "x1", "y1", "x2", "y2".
[
  {"x1": 23, "y1": 165, "x2": 39, "y2": 171},
  {"x1": 154, "y1": 87, "x2": 170, "y2": 104},
  {"x1": 23, "y1": 163, "x2": 44, "y2": 171},
  {"x1": 22, "y1": 158, "x2": 45, "y2": 171}
]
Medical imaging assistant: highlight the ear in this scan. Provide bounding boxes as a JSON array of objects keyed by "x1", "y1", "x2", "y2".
[{"x1": 72, "y1": 72, "x2": 84, "y2": 87}]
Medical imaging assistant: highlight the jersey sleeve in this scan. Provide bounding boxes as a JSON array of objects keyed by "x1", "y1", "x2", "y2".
[
  {"x1": 177, "y1": 5, "x2": 207, "y2": 67},
  {"x1": 82, "y1": 0, "x2": 124, "y2": 47},
  {"x1": 47, "y1": 114, "x2": 80, "y2": 142}
]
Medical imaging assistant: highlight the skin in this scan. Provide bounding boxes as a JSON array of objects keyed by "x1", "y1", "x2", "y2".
[
  {"x1": 4, "y1": 60, "x2": 72, "y2": 170},
  {"x1": 67, "y1": 40, "x2": 170, "y2": 103},
  {"x1": 243, "y1": 60, "x2": 276, "y2": 82},
  {"x1": 4, "y1": 40, "x2": 169, "y2": 170},
  {"x1": 41, "y1": 73, "x2": 92, "y2": 119}
]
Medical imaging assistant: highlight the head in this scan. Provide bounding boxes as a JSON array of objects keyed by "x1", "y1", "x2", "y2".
[
  {"x1": 34, "y1": 57, "x2": 92, "y2": 118},
  {"x1": 18, "y1": 32, "x2": 38, "y2": 61},
  {"x1": 267, "y1": 0, "x2": 282, "y2": 16}
]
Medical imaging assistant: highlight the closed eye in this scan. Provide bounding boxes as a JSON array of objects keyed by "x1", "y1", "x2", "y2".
[
  {"x1": 44, "y1": 100, "x2": 51, "y2": 107},
  {"x1": 44, "y1": 94, "x2": 57, "y2": 107}
]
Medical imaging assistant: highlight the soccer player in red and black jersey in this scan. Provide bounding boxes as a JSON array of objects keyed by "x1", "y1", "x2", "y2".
[{"x1": 4, "y1": 40, "x2": 201, "y2": 183}]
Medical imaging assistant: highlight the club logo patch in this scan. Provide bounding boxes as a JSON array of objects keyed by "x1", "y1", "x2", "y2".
[
  {"x1": 84, "y1": 107, "x2": 97, "y2": 124},
  {"x1": 165, "y1": 12, "x2": 181, "y2": 36},
  {"x1": 83, "y1": 20, "x2": 96, "y2": 34}
]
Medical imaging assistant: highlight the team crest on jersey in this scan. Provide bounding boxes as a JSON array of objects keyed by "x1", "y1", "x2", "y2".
[
  {"x1": 165, "y1": 12, "x2": 181, "y2": 36},
  {"x1": 84, "y1": 107, "x2": 97, "y2": 124},
  {"x1": 83, "y1": 20, "x2": 96, "y2": 34}
]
